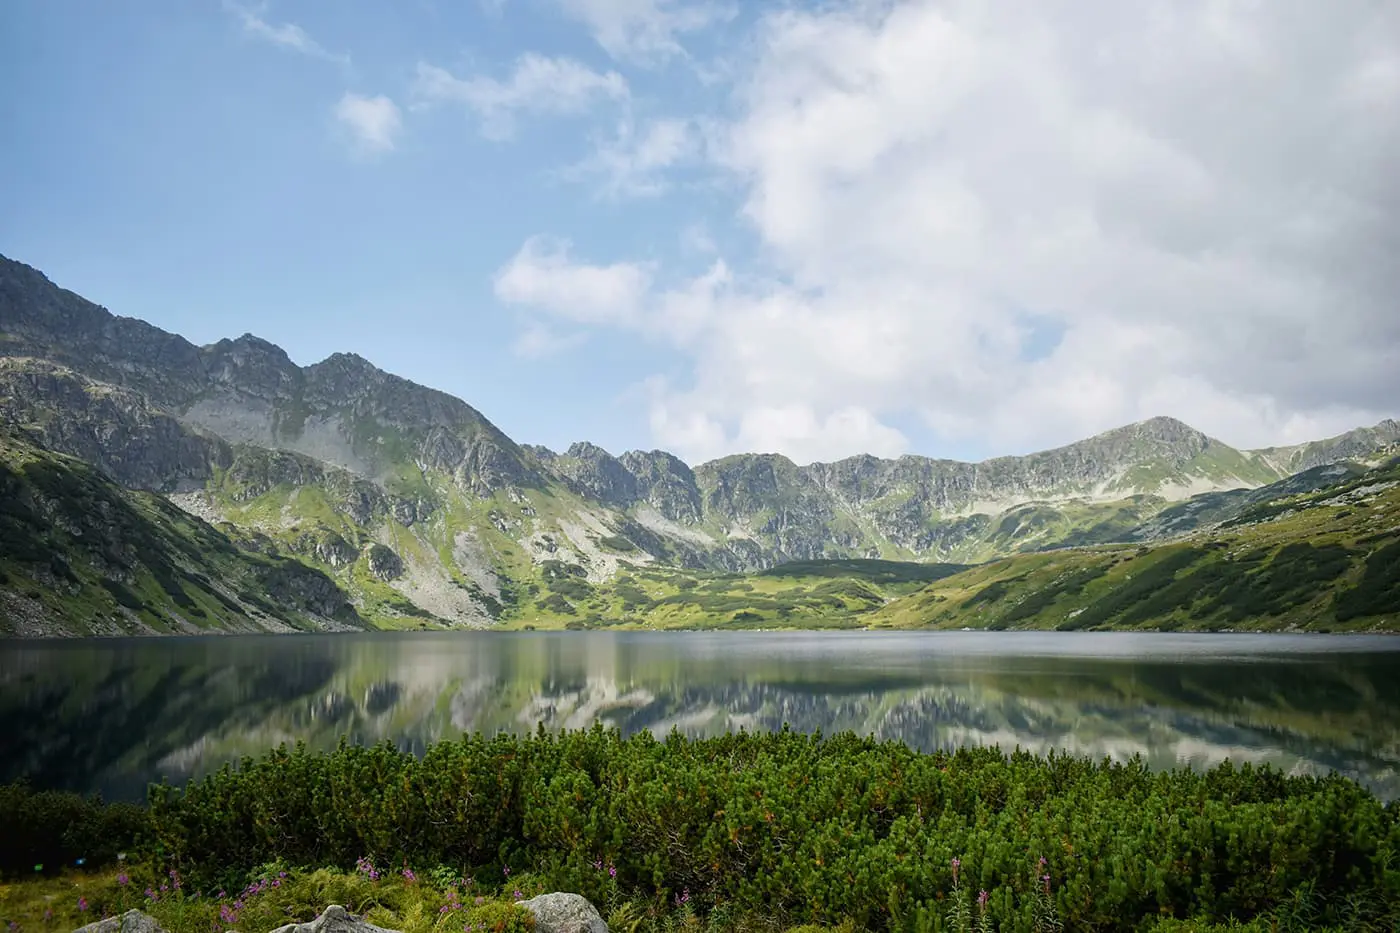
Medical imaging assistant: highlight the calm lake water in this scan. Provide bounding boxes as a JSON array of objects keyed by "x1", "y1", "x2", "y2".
[{"x1": 2, "y1": 631, "x2": 1399, "y2": 802}]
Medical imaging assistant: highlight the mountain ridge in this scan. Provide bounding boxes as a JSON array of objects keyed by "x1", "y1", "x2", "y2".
[{"x1": 5, "y1": 250, "x2": 1400, "y2": 630}]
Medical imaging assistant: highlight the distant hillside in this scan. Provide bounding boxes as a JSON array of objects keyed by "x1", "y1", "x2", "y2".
[
  {"x1": 3, "y1": 251, "x2": 1399, "y2": 634},
  {"x1": 866, "y1": 457, "x2": 1400, "y2": 633},
  {"x1": 0, "y1": 430, "x2": 367, "y2": 636}
]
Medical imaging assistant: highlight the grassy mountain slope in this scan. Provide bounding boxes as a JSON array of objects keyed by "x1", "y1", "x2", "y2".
[
  {"x1": 0, "y1": 431, "x2": 368, "y2": 636},
  {"x1": 5, "y1": 251, "x2": 1400, "y2": 635},
  {"x1": 867, "y1": 457, "x2": 1400, "y2": 633}
]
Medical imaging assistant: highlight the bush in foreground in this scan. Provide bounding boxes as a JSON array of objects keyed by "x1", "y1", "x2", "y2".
[{"x1": 3, "y1": 728, "x2": 1400, "y2": 931}]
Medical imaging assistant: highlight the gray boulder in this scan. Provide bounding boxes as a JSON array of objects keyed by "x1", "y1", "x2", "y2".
[
  {"x1": 267, "y1": 905, "x2": 401, "y2": 933},
  {"x1": 72, "y1": 910, "x2": 168, "y2": 933},
  {"x1": 518, "y1": 893, "x2": 607, "y2": 933}
]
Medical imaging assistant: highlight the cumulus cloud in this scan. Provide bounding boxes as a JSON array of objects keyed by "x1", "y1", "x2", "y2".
[
  {"x1": 565, "y1": 117, "x2": 701, "y2": 197},
  {"x1": 223, "y1": 0, "x2": 348, "y2": 64},
  {"x1": 412, "y1": 55, "x2": 628, "y2": 140},
  {"x1": 494, "y1": 237, "x2": 653, "y2": 326},
  {"x1": 555, "y1": 0, "x2": 735, "y2": 65},
  {"x1": 504, "y1": 0, "x2": 1400, "y2": 463},
  {"x1": 334, "y1": 93, "x2": 402, "y2": 154}
]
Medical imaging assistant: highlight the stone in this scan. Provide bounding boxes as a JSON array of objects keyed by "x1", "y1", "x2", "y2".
[
  {"x1": 72, "y1": 909, "x2": 168, "y2": 933},
  {"x1": 267, "y1": 905, "x2": 402, "y2": 933},
  {"x1": 518, "y1": 893, "x2": 608, "y2": 933}
]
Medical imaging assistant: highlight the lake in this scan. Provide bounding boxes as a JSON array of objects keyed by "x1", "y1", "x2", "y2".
[{"x1": 2, "y1": 631, "x2": 1398, "y2": 802}]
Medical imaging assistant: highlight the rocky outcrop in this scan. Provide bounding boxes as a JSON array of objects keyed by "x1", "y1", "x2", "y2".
[
  {"x1": 269, "y1": 906, "x2": 401, "y2": 933},
  {"x1": 365, "y1": 544, "x2": 405, "y2": 582},
  {"x1": 617, "y1": 450, "x2": 702, "y2": 522},
  {"x1": 518, "y1": 893, "x2": 608, "y2": 933},
  {"x1": 0, "y1": 255, "x2": 537, "y2": 496},
  {"x1": 1259, "y1": 419, "x2": 1400, "y2": 473},
  {"x1": 6, "y1": 249, "x2": 1399, "y2": 606},
  {"x1": 0, "y1": 358, "x2": 228, "y2": 492},
  {"x1": 552, "y1": 442, "x2": 638, "y2": 506},
  {"x1": 72, "y1": 910, "x2": 169, "y2": 933}
]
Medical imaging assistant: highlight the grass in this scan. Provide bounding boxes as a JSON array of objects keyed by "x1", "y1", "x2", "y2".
[
  {"x1": 0, "y1": 863, "x2": 851, "y2": 933},
  {"x1": 0, "y1": 431, "x2": 365, "y2": 636},
  {"x1": 867, "y1": 461, "x2": 1400, "y2": 633}
]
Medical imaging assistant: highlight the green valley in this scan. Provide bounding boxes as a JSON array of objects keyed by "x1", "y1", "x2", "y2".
[{"x1": 3, "y1": 252, "x2": 1399, "y2": 635}]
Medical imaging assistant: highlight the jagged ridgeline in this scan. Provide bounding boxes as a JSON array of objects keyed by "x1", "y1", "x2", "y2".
[{"x1": 2, "y1": 252, "x2": 1399, "y2": 634}]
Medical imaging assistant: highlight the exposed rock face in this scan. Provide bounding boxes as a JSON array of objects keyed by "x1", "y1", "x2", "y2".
[
  {"x1": 268, "y1": 906, "x2": 401, "y2": 933},
  {"x1": 551, "y1": 442, "x2": 638, "y2": 505},
  {"x1": 0, "y1": 358, "x2": 229, "y2": 491},
  {"x1": 72, "y1": 909, "x2": 169, "y2": 933},
  {"x1": 6, "y1": 249, "x2": 1400, "y2": 627},
  {"x1": 293, "y1": 528, "x2": 360, "y2": 567},
  {"x1": 365, "y1": 543, "x2": 405, "y2": 582},
  {"x1": 1259, "y1": 419, "x2": 1400, "y2": 473},
  {"x1": 0, "y1": 255, "x2": 536, "y2": 496},
  {"x1": 617, "y1": 450, "x2": 702, "y2": 522},
  {"x1": 518, "y1": 893, "x2": 608, "y2": 933}
]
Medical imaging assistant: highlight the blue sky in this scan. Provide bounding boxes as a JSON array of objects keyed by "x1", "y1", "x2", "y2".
[{"x1": 3, "y1": 1, "x2": 1397, "y2": 465}]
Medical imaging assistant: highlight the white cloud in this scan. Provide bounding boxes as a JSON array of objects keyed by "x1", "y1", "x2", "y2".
[
  {"x1": 511, "y1": 0, "x2": 1400, "y2": 464},
  {"x1": 412, "y1": 55, "x2": 628, "y2": 140},
  {"x1": 494, "y1": 237, "x2": 652, "y2": 325},
  {"x1": 566, "y1": 117, "x2": 700, "y2": 197},
  {"x1": 556, "y1": 0, "x2": 735, "y2": 65},
  {"x1": 334, "y1": 93, "x2": 402, "y2": 154},
  {"x1": 223, "y1": 0, "x2": 348, "y2": 64}
]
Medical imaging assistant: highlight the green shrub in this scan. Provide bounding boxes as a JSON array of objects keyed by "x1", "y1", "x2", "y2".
[
  {"x1": 6, "y1": 731, "x2": 1400, "y2": 931},
  {"x1": 0, "y1": 782, "x2": 148, "y2": 878}
]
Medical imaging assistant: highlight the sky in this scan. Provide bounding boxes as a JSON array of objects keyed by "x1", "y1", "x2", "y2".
[{"x1": 2, "y1": 0, "x2": 1398, "y2": 466}]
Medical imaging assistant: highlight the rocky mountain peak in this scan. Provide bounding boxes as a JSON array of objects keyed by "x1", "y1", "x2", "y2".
[
  {"x1": 200, "y1": 333, "x2": 300, "y2": 399},
  {"x1": 552, "y1": 441, "x2": 637, "y2": 505}
]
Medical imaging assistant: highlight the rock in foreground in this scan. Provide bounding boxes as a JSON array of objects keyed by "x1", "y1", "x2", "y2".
[
  {"x1": 518, "y1": 893, "x2": 607, "y2": 933},
  {"x1": 268, "y1": 905, "x2": 402, "y2": 933},
  {"x1": 72, "y1": 910, "x2": 168, "y2": 933}
]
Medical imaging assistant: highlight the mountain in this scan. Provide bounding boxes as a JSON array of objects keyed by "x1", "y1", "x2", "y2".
[
  {"x1": 866, "y1": 454, "x2": 1400, "y2": 632},
  {"x1": 0, "y1": 429, "x2": 366, "y2": 636},
  {"x1": 3, "y1": 252, "x2": 1399, "y2": 632}
]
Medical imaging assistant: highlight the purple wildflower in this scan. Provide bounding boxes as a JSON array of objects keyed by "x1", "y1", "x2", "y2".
[
  {"x1": 675, "y1": 888, "x2": 690, "y2": 907},
  {"x1": 474, "y1": 897, "x2": 485, "y2": 906},
  {"x1": 402, "y1": 868, "x2": 416, "y2": 883},
  {"x1": 951, "y1": 857, "x2": 961, "y2": 884},
  {"x1": 77, "y1": 898, "x2": 89, "y2": 913},
  {"x1": 145, "y1": 888, "x2": 157, "y2": 901},
  {"x1": 43, "y1": 910, "x2": 53, "y2": 923},
  {"x1": 503, "y1": 866, "x2": 511, "y2": 877},
  {"x1": 513, "y1": 890, "x2": 523, "y2": 900},
  {"x1": 978, "y1": 890, "x2": 989, "y2": 909},
  {"x1": 608, "y1": 864, "x2": 616, "y2": 879},
  {"x1": 117, "y1": 873, "x2": 130, "y2": 886},
  {"x1": 8, "y1": 920, "x2": 19, "y2": 933}
]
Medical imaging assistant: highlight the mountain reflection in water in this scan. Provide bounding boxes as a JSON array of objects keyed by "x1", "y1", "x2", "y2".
[{"x1": 1, "y1": 631, "x2": 1397, "y2": 802}]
